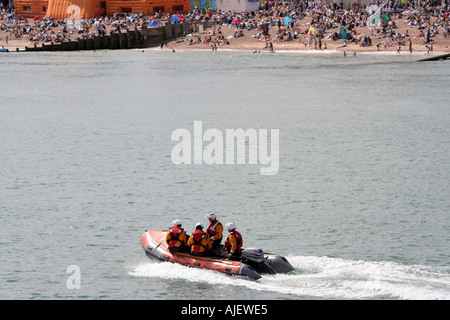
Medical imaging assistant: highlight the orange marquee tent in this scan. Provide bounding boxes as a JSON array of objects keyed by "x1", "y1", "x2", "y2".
[
  {"x1": 45, "y1": 0, "x2": 105, "y2": 19},
  {"x1": 106, "y1": 0, "x2": 189, "y2": 15},
  {"x1": 15, "y1": 0, "x2": 49, "y2": 18},
  {"x1": 15, "y1": 0, "x2": 190, "y2": 19}
]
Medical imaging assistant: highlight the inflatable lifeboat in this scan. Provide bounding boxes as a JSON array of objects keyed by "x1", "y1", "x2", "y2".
[{"x1": 140, "y1": 230, "x2": 294, "y2": 280}]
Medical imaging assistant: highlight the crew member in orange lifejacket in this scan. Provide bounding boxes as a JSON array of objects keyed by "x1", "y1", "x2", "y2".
[
  {"x1": 224, "y1": 222, "x2": 243, "y2": 260},
  {"x1": 205, "y1": 211, "x2": 223, "y2": 250},
  {"x1": 165, "y1": 219, "x2": 189, "y2": 253},
  {"x1": 187, "y1": 223, "x2": 213, "y2": 257}
]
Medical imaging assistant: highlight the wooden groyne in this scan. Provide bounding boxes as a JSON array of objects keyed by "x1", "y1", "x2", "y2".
[{"x1": 23, "y1": 20, "x2": 215, "y2": 52}]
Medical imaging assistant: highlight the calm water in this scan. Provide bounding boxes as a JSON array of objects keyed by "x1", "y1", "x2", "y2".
[{"x1": 1, "y1": 49, "x2": 449, "y2": 300}]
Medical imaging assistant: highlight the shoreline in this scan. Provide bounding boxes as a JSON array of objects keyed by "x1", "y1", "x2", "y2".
[
  {"x1": 3, "y1": 42, "x2": 447, "y2": 57},
  {"x1": 143, "y1": 45, "x2": 448, "y2": 57}
]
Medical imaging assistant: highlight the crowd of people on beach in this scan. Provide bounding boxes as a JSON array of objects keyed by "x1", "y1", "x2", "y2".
[{"x1": 1, "y1": 0, "x2": 449, "y2": 51}]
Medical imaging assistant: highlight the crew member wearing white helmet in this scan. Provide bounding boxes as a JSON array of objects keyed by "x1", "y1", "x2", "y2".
[
  {"x1": 166, "y1": 219, "x2": 188, "y2": 253},
  {"x1": 187, "y1": 222, "x2": 213, "y2": 257},
  {"x1": 205, "y1": 211, "x2": 223, "y2": 250},
  {"x1": 224, "y1": 222, "x2": 243, "y2": 260}
]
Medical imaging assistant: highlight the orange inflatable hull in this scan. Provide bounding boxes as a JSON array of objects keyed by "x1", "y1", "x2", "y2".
[{"x1": 140, "y1": 230, "x2": 262, "y2": 280}]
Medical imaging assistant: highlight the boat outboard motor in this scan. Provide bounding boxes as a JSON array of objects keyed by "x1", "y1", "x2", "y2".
[
  {"x1": 241, "y1": 248, "x2": 277, "y2": 275},
  {"x1": 264, "y1": 253, "x2": 295, "y2": 273}
]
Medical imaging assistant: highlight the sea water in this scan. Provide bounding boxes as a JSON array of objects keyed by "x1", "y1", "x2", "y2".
[{"x1": 0, "y1": 49, "x2": 449, "y2": 300}]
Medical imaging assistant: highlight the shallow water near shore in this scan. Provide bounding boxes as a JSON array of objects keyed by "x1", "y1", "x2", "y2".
[{"x1": 1, "y1": 50, "x2": 449, "y2": 299}]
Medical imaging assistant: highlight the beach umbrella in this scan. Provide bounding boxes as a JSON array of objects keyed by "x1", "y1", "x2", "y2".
[
  {"x1": 403, "y1": 10, "x2": 417, "y2": 17},
  {"x1": 172, "y1": 14, "x2": 184, "y2": 24},
  {"x1": 34, "y1": 15, "x2": 42, "y2": 20},
  {"x1": 357, "y1": 34, "x2": 367, "y2": 40},
  {"x1": 356, "y1": 33, "x2": 367, "y2": 40},
  {"x1": 284, "y1": 16, "x2": 292, "y2": 26},
  {"x1": 231, "y1": 19, "x2": 242, "y2": 25},
  {"x1": 339, "y1": 27, "x2": 347, "y2": 39},
  {"x1": 307, "y1": 27, "x2": 318, "y2": 36},
  {"x1": 148, "y1": 20, "x2": 159, "y2": 27},
  {"x1": 6, "y1": 13, "x2": 14, "y2": 19}
]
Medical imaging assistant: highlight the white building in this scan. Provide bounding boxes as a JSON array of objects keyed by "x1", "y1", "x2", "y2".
[{"x1": 217, "y1": 0, "x2": 260, "y2": 13}]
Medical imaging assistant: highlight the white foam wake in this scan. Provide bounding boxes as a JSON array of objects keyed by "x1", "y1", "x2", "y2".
[{"x1": 129, "y1": 255, "x2": 450, "y2": 300}]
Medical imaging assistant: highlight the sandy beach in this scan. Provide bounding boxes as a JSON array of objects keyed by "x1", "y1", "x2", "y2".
[
  {"x1": 165, "y1": 15, "x2": 450, "y2": 54},
  {"x1": 1, "y1": 6, "x2": 449, "y2": 55}
]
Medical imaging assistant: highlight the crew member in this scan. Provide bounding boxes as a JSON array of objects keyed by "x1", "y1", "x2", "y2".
[
  {"x1": 187, "y1": 223, "x2": 213, "y2": 257},
  {"x1": 205, "y1": 211, "x2": 223, "y2": 250},
  {"x1": 224, "y1": 222, "x2": 243, "y2": 260},
  {"x1": 166, "y1": 219, "x2": 188, "y2": 253}
]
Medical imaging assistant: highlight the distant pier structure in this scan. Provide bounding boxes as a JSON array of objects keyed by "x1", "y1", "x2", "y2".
[{"x1": 419, "y1": 53, "x2": 450, "y2": 62}]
